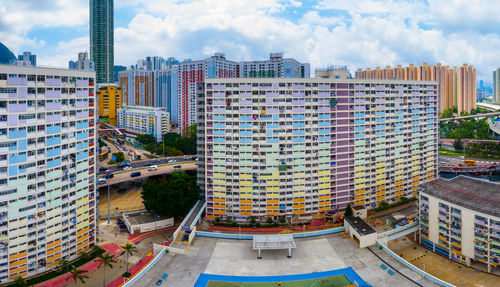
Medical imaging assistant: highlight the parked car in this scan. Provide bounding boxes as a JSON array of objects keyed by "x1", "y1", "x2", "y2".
[
  {"x1": 117, "y1": 188, "x2": 127, "y2": 194},
  {"x1": 144, "y1": 162, "x2": 152, "y2": 166},
  {"x1": 98, "y1": 166, "x2": 108, "y2": 172},
  {"x1": 123, "y1": 165, "x2": 132, "y2": 170},
  {"x1": 173, "y1": 165, "x2": 182, "y2": 170},
  {"x1": 131, "y1": 171, "x2": 141, "y2": 177},
  {"x1": 148, "y1": 165, "x2": 158, "y2": 171},
  {"x1": 118, "y1": 160, "x2": 130, "y2": 168},
  {"x1": 152, "y1": 158, "x2": 160, "y2": 163},
  {"x1": 98, "y1": 178, "x2": 107, "y2": 184},
  {"x1": 168, "y1": 159, "x2": 175, "y2": 163}
]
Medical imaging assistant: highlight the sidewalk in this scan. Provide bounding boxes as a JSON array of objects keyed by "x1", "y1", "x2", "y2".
[
  {"x1": 127, "y1": 226, "x2": 177, "y2": 244},
  {"x1": 201, "y1": 220, "x2": 340, "y2": 234}
]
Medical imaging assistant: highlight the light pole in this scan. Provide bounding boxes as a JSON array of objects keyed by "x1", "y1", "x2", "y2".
[
  {"x1": 154, "y1": 214, "x2": 160, "y2": 232},
  {"x1": 107, "y1": 174, "x2": 111, "y2": 224},
  {"x1": 421, "y1": 263, "x2": 425, "y2": 278}
]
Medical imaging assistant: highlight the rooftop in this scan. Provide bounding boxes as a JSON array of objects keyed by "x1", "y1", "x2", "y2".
[
  {"x1": 419, "y1": 176, "x2": 500, "y2": 217},
  {"x1": 124, "y1": 211, "x2": 171, "y2": 225},
  {"x1": 344, "y1": 216, "x2": 376, "y2": 236}
]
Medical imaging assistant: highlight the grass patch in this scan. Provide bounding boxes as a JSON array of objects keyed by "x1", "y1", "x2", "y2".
[
  {"x1": 373, "y1": 198, "x2": 417, "y2": 213},
  {"x1": 439, "y1": 149, "x2": 500, "y2": 160},
  {"x1": 5, "y1": 247, "x2": 105, "y2": 286}
]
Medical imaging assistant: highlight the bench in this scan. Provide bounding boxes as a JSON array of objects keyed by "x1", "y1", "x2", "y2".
[
  {"x1": 388, "y1": 269, "x2": 395, "y2": 276},
  {"x1": 380, "y1": 264, "x2": 387, "y2": 270}
]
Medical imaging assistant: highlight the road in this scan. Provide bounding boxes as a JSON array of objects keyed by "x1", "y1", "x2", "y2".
[
  {"x1": 98, "y1": 162, "x2": 197, "y2": 187},
  {"x1": 438, "y1": 155, "x2": 500, "y2": 166},
  {"x1": 97, "y1": 156, "x2": 195, "y2": 175}
]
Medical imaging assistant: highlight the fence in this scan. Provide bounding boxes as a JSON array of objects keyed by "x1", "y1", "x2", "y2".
[
  {"x1": 376, "y1": 240, "x2": 455, "y2": 287},
  {"x1": 122, "y1": 247, "x2": 168, "y2": 287},
  {"x1": 196, "y1": 226, "x2": 344, "y2": 240}
]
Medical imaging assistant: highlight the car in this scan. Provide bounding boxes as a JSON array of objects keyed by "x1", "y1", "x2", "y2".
[
  {"x1": 98, "y1": 166, "x2": 108, "y2": 172},
  {"x1": 148, "y1": 165, "x2": 158, "y2": 171},
  {"x1": 117, "y1": 188, "x2": 127, "y2": 194},
  {"x1": 167, "y1": 159, "x2": 174, "y2": 163},
  {"x1": 152, "y1": 158, "x2": 160, "y2": 163},
  {"x1": 131, "y1": 171, "x2": 141, "y2": 177},
  {"x1": 439, "y1": 161, "x2": 447, "y2": 165},
  {"x1": 105, "y1": 169, "x2": 114, "y2": 174},
  {"x1": 103, "y1": 173, "x2": 114, "y2": 179},
  {"x1": 123, "y1": 165, "x2": 132, "y2": 170},
  {"x1": 123, "y1": 147, "x2": 127, "y2": 151},
  {"x1": 173, "y1": 165, "x2": 182, "y2": 170},
  {"x1": 118, "y1": 160, "x2": 130, "y2": 168},
  {"x1": 98, "y1": 178, "x2": 107, "y2": 184},
  {"x1": 144, "y1": 162, "x2": 152, "y2": 166}
]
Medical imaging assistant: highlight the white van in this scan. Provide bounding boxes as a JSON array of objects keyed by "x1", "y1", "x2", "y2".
[{"x1": 148, "y1": 165, "x2": 158, "y2": 171}]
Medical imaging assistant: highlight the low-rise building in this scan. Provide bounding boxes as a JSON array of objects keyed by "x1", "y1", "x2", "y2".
[
  {"x1": 117, "y1": 106, "x2": 169, "y2": 142},
  {"x1": 418, "y1": 176, "x2": 500, "y2": 273}
]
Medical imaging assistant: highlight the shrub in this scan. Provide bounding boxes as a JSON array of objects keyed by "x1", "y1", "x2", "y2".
[{"x1": 266, "y1": 217, "x2": 273, "y2": 224}]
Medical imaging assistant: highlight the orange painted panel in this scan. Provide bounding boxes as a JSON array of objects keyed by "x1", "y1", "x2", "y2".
[
  {"x1": 293, "y1": 203, "x2": 305, "y2": 209},
  {"x1": 293, "y1": 198, "x2": 305, "y2": 203},
  {"x1": 240, "y1": 211, "x2": 252, "y2": 216},
  {"x1": 395, "y1": 191, "x2": 404, "y2": 196},
  {"x1": 214, "y1": 210, "x2": 226, "y2": 215},
  {"x1": 9, "y1": 251, "x2": 27, "y2": 261},
  {"x1": 46, "y1": 253, "x2": 61, "y2": 264},
  {"x1": 10, "y1": 270, "x2": 27, "y2": 280},
  {"x1": 395, "y1": 181, "x2": 404, "y2": 186},
  {"x1": 412, "y1": 181, "x2": 420, "y2": 185},
  {"x1": 240, "y1": 205, "x2": 253, "y2": 210},
  {"x1": 206, "y1": 215, "x2": 218, "y2": 220},
  {"x1": 354, "y1": 195, "x2": 365, "y2": 200},
  {"x1": 9, "y1": 258, "x2": 27, "y2": 268},
  {"x1": 376, "y1": 185, "x2": 385, "y2": 190},
  {"x1": 376, "y1": 191, "x2": 385, "y2": 196},
  {"x1": 214, "y1": 204, "x2": 225, "y2": 209},
  {"x1": 427, "y1": 176, "x2": 434, "y2": 181},
  {"x1": 47, "y1": 246, "x2": 61, "y2": 256},
  {"x1": 214, "y1": 198, "x2": 225, "y2": 203},
  {"x1": 77, "y1": 234, "x2": 89, "y2": 243},
  {"x1": 267, "y1": 199, "x2": 279, "y2": 204},
  {"x1": 376, "y1": 196, "x2": 386, "y2": 201},
  {"x1": 319, "y1": 195, "x2": 330, "y2": 201},
  {"x1": 77, "y1": 227, "x2": 89, "y2": 237},
  {"x1": 355, "y1": 200, "x2": 365, "y2": 206},
  {"x1": 395, "y1": 185, "x2": 403, "y2": 191},
  {"x1": 47, "y1": 240, "x2": 61, "y2": 249},
  {"x1": 319, "y1": 201, "x2": 330, "y2": 206},
  {"x1": 412, "y1": 176, "x2": 420, "y2": 181},
  {"x1": 77, "y1": 240, "x2": 88, "y2": 250},
  {"x1": 293, "y1": 209, "x2": 305, "y2": 215},
  {"x1": 427, "y1": 172, "x2": 434, "y2": 176},
  {"x1": 319, "y1": 206, "x2": 330, "y2": 212},
  {"x1": 240, "y1": 200, "x2": 252, "y2": 204},
  {"x1": 267, "y1": 211, "x2": 279, "y2": 216},
  {"x1": 354, "y1": 189, "x2": 365, "y2": 195}
]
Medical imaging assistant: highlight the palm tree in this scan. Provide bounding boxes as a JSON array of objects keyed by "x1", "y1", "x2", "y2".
[
  {"x1": 13, "y1": 276, "x2": 27, "y2": 287},
  {"x1": 58, "y1": 259, "x2": 69, "y2": 272},
  {"x1": 97, "y1": 252, "x2": 116, "y2": 287},
  {"x1": 78, "y1": 250, "x2": 90, "y2": 260},
  {"x1": 122, "y1": 243, "x2": 137, "y2": 272},
  {"x1": 67, "y1": 267, "x2": 89, "y2": 286}
]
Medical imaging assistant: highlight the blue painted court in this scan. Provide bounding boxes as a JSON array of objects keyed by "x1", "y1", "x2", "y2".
[{"x1": 194, "y1": 267, "x2": 371, "y2": 287}]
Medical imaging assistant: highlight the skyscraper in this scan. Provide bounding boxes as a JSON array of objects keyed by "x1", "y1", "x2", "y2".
[
  {"x1": 90, "y1": 0, "x2": 114, "y2": 83},
  {"x1": 494, "y1": 68, "x2": 500, "y2": 102}
]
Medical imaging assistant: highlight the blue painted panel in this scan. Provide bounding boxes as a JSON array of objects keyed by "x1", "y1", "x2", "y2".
[
  {"x1": 355, "y1": 133, "x2": 365, "y2": 138},
  {"x1": 266, "y1": 130, "x2": 273, "y2": 136},
  {"x1": 239, "y1": 115, "x2": 251, "y2": 121},
  {"x1": 293, "y1": 115, "x2": 304, "y2": 120},
  {"x1": 240, "y1": 131, "x2": 251, "y2": 136},
  {"x1": 319, "y1": 129, "x2": 329, "y2": 134},
  {"x1": 354, "y1": 119, "x2": 365, "y2": 124},
  {"x1": 376, "y1": 118, "x2": 385, "y2": 123},
  {"x1": 214, "y1": 123, "x2": 226, "y2": 128},
  {"x1": 46, "y1": 148, "x2": 61, "y2": 157},
  {"x1": 272, "y1": 114, "x2": 279, "y2": 120},
  {"x1": 77, "y1": 142, "x2": 86, "y2": 150},
  {"x1": 213, "y1": 130, "x2": 225, "y2": 136},
  {"x1": 240, "y1": 138, "x2": 251, "y2": 143},
  {"x1": 355, "y1": 113, "x2": 365, "y2": 117},
  {"x1": 9, "y1": 129, "x2": 27, "y2": 139},
  {"x1": 76, "y1": 151, "x2": 88, "y2": 161},
  {"x1": 9, "y1": 153, "x2": 26, "y2": 164},
  {"x1": 319, "y1": 121, "x2": 330, "y2": 127},
  {"x1": 47, "y1": 158, "x2": 61, "y2": 168},
  {"x1": 77, "y1": 122, "x2": 88, "y2": 130},
  {"x1": 9, "y1": 165, "x2": 17, "y2": 176},
  {"x1": 293, "y1": 122, "x2": 305, "y2": 128},
  {"x1": 319, "y1": 136, "x2": 330, "y2": 141},
  {"x1": 412, "y1": 126, "x2": 419, "y2": 131},
  {"x1": 355, "y1": 127, "x2": 365, "y2": 132},
  {"x1": 46, "y1": 125, "x2": 61, "y2": 134},
  {"x1": 76, "y1": 131, "x2": 89, "y2": 140},
  {"x1": 293, "y1": 130, "x2": 305, "y2": 136},
  {"x1": 376, "y1": 125, "x2": 385, "y2": 130},
  {"x1": 376, "y1": 112, "x2": 385, "y2": 116},
  {"x1": 319, "y1": 114, "x2": 330, "y2": 119},
  {"x1": 376, "y1": 131, "x2": 385, "y2": 136},
  {"x1": 213, "y1": 116, "x2": 225, "y2": 121},
  {"x1": 267, "y1": 123, "x2": 278, "y2": 129},
  {"x1": 47, "y1": 136, "x2": 61, "y2": 146},
  {"x1": 214, "y1": 138, "x2": 225, "y2": 143},
  {"x1": 293, "y1": 137, "x2": 304, "y2": 143},
  {"x1": 395, "y1": 110, "x2": 404, "y2": 115},
  {"x1": 17, "y1": 139, "x2": 26, "y2": 150},
  {"x1": 266, "y1": 138, "x2": 278, "y2": 143},
  {"x1": 9, "y1": 144, "x2": 17, "y2": 151}
]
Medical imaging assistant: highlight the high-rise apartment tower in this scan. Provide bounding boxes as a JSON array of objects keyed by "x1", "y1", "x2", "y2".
[{"x1": 90, "y1": 0, "x2": 114, "y2": 83}]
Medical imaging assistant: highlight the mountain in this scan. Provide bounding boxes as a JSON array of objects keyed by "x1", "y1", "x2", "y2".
[
  {"x1": 114, "y1": 65, "x2": 127, "y2": 83},
  {"x1": 0, "y1": 42, "x2": 16, "y2": 64}
]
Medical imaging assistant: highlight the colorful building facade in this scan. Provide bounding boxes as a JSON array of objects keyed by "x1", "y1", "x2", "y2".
[
  {"x1": 97, "y1": 83, "x2": 121, "y2": 126},
  {"x1": 117, "y1": 106, "x2": 169, "y2": 142},
  {"x1": 0, "y1": 65, "x2": 97, "y2": 281},
  {"x1": 197, "y1": 78, "x2": 439, "y2": 218}
]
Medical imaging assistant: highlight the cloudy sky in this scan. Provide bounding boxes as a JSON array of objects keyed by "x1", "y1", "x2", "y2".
[{"x1": 0, "y1": 0, "x2": 498, "y2": 83}]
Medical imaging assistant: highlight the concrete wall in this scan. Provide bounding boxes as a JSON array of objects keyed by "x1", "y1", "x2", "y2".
[
  {"x1": 123, "y1": 216, "x2": 174, "y2": 234},
  {"x1": 428, "y1": 196, "x2": 439, "y2": 244},
  {"x1": 344, "y1": 220, "x2": 377, "y2": 248},
  {"x1": 461, "y1": 208, "x2": 474, "y2": 259}
]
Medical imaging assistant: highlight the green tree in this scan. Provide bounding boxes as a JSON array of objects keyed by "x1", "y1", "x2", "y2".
[
  {"x1": 135, "y1": 134, "x2": 156, "y2": 146},
  {"x1": 112, "y1": 151, "x2": 125, "y2": 163},
  {"x1": 144, "y1": 143, "x2": 156, "y2": 153},
  {"x1": 67, "y1": 267, "x2": 89, "y2": 286},
  {"x1": 344, "y1": 203, "x2": 353, "y2": 217},
  {"x1": 379, "y1": 201, "x2": 390, "y2": 210},
  {"x1": 453, "y1": 138, "x2": 464, "y2": 152},
  {"x1": 452, "y1": 106, "x2": 458, "y2": 113},
  {"x1": 250, "y1": 217, "x2": 257, "y2": 226},
  {"x1": 440, "y1": 108, "x2": 454, "y2": 119},
  {"x1": 78, "y1": 250, "x2": 90, "y2": 260},
  {"x1": 58, "y1": 259, "x2": 69, "y2": 272},
  {"x1": 141, "y1": 171, "x2": 200, "y2": 217},
  {"x1": 122, "y1": 243, "x2": 137, "y2": 272},
  {"x1": 97, "y1": 252, "x2": 116, "y2": 287},
  {"x1": 14, "y1": 277, "x2": 27, "y2": 287}
]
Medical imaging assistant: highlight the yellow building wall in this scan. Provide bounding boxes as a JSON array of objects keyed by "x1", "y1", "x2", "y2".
[{"x1": 98, "y1": 85, "x2": 122, "y2": 126}]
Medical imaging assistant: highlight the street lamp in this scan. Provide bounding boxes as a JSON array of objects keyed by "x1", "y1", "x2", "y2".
[
  {"x1": 154, "y1": 214, "x2": 160, "y2": 232},
  {"x1": 421, "y1": 263, "x2": 425, "y2": 278},
  {"x1": 107, "y1": 174, "x2": 111, "y2": 224}
]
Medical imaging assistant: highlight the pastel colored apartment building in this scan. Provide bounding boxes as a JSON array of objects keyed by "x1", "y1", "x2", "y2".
[
  {"x1": 117, "y1": 106, "x2": 169, "y2": 142},
  {"x1": 237, "y1": 52, "x2": 310, "y2": 79},
  {"x1": 418, "y1": 176, "x2": 500, "y2": 274},
  {"x1": 197, "y1": 78, "x2": 439, "y2": 218},
  {"x1": 97, "y1": 83, "x2": 121, "y2": 126},
  {"x1": 0, "y1": 65, "x2": 97, "y2": 281},
  {"x1": 356, "y1": 63, "x2": 476, "y2": 113}
]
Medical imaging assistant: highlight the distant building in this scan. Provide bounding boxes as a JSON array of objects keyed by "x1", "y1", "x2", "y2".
[
  {"x1": 238, "y1": 53, "x2": 310, "y2": 78},
  {"x1": 494, "y1": 68, "x2": 500, "y2": 103},
  {"x1": 356, "y1": 63, "x2": 477, "y2": 113},
  {"x1": 315, "y1": 66, "x2": 350, "y2": 79},
  {"x1": 90, "y1": 0, "x2": 114, "y2": 83},
  {"x1": 418, "y1": 176, "x2": 500, "y2": 274},
  {"x1": 97, "y1": 83, "x2": 121, "y2": 126},
  {"x1": 11, "y1": 51, "x2": 36, "y2": 66},
  {"x1": 69, "y1": 52, "x2": 94, "y2": 71},
  {"x1": 0, "y1": 42, "x2": 16, "y2": 64},
  {"x1": 117, "y1": 106, "x2": 170, "y2": 142}
]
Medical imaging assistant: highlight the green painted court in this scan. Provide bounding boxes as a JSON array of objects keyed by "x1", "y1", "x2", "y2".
[{"x1": 206, "y1": 274, "x2": 355, "y2": 287}]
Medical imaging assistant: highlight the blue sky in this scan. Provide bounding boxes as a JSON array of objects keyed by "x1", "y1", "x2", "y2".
[{"x1": 1, "y1": 0, "x2": 499, "y2": 83}]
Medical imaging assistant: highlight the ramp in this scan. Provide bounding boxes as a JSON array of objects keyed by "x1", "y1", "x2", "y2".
[{"x1": 167, "y1": 201, "x2": 205, "y2": 253}]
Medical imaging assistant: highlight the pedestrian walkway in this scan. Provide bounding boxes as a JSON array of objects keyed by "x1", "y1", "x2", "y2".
[
  {"x1": 127, "y1": 226, "x2": 177, "y2": 244},
  {"x1": 106, "y1": 251, "x2": 155, "y2": 287}
]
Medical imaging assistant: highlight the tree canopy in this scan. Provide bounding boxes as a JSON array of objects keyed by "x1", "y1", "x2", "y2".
[
  {"x1": 136, "y1": 124, "x2": 197, "y2": 155},
  {"x1": 135, "y1": 134, "x2": 156, "y2": 146},
  {"x1": 141, "y1": 171, "x2": 200, "y2": 217}
]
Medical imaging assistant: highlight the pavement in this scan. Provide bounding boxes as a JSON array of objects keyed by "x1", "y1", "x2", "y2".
[
  {"x1": 97, "y1": 184, "x2": 144, "y2": 216},
  {"x1": 388, "y1": 236, "x2": 500, "y2": 287},
  {"x1": 131, "y1": 234, "x2": 441, "y2": 287}
]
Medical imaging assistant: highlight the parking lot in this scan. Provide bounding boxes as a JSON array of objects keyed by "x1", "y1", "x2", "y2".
[{"x1": 97, "y1": 184, "x2": 145, "y2": 216}]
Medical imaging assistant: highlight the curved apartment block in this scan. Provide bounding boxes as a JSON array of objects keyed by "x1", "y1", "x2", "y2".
[
  {"x1": 0, "y1": 65, "x2": 96, "y2": 281},
  {"x1": 197, "y1": 79, "x2": 439, "y2": 218}
]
